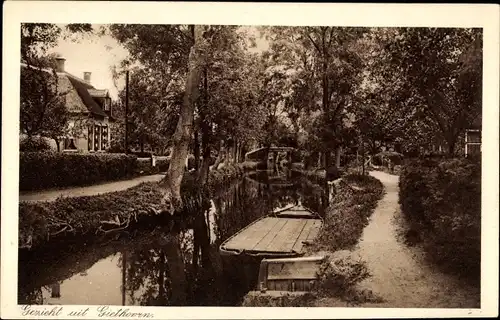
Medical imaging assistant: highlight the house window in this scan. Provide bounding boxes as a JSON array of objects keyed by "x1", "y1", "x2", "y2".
[
  {"x1": 94, "y1": 125, "x2": 101, "y2": 151},
  {"x1": 88, "y1": 125, "x2": 94, "y2": 151},
  {"x1": 101, "y1": 125, "x2": 108, "y2": 150},
  {"x1": 465, "y1": 130, "x2": 481, "y2": 157},
  {"x1": 64, "y1": 138, "x2": 78, "y2": 150}
]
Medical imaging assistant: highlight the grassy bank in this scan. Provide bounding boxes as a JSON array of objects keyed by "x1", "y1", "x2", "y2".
[
  {"x1": 19, "y1": 161, "x2": 257, "y2": 250},
  {"x1": 311, "y1": 174, "x2": 384, "y2": 252},
  {"x1": 242, "y1": 173, "x2": 385, "y2": 307}
]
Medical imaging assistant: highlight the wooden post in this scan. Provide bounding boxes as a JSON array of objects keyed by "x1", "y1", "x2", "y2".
[{"x1": 465, "y1": 130, "x2": 468, "y2": 157}]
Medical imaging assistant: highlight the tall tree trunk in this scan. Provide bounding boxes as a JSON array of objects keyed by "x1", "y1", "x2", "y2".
[
  {"x1": 53, "y1": 137, "x2": 60, "y2": 152},
  {"x1": 212, "y1": 142, "x2": 225, "y2": 170},
  {"x1": 240, "y1": 143, "x2": 246, "y2": 163},
  {"x1": 193, "y1": 129, "x2": 200, "y2": 171},
  {"x1": 361, "y1": 139, "x2": 366, "y2": 176},
  {"x1": 335, "y1": 146, "x2": 342, "y2": 168},
  {"x1": 447, "y1": 137, "x2": 456, "y2": 156},
  {"x1": 197, "y1": 120, "x2": 211, "y2": 185},
  {"x1": 324, "y1": 151, "x2": 330, "y2": 169},
  {"x1": 196, "y1": 68, "x2": 210, "y2": 185},
  {"x1": 160, "y1": 25, "x2": 205, "y2": 212},
  {"x1": 234, "y1": 141, "x2": 239, "y2": 163}
]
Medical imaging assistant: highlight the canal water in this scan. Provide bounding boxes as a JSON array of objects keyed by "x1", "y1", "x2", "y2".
[{"x1": 18, "y1": 171, "x2": 329, "y2": 306}]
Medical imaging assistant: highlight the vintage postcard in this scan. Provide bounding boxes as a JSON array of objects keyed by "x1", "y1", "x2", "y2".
[{"x1": 2, "y1": 1, "x2": 499, "y2": 319}]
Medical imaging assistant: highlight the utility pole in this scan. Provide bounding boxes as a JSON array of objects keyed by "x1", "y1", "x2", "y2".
[{"x1": 124, "y1": 70, "x2": 129, "y2": 154}]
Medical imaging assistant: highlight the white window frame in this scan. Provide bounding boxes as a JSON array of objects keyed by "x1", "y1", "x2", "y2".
[{"x1": 465, "y1": 129, "x2": 481, "y2": 156}]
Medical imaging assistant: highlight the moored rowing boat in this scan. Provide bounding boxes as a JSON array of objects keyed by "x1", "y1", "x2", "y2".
[{"x1": 219, "y1": 204, "x2": 322, "y2": 258}]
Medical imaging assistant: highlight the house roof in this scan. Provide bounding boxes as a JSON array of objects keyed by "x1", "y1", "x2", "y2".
[
  {"x1": 65, "y1": 74, "x2": 108, "y2": 118},
  {"x1": 21, "y1": 63, "x2": 110, "y2": 119}
]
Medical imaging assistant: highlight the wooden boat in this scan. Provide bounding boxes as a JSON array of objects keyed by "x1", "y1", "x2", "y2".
[
  {"x1": 219, "y1": 204, "x2": 323, "y2": 258},
  {"x1": 256, "y1": 256, "x2": 326, "y2": 292}
]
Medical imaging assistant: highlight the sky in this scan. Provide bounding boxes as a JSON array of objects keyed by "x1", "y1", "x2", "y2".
[
  {"x1": 48, "y1": 25, "x2": 269, "y2": 101},
  {"x1": 48, "y1": 26, "x2": 129, "y2": 100}
]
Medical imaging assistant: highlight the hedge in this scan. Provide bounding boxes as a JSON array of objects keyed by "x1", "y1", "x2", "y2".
[
  {"x1": 312, "y1": 174, "x2": 384, "y2": 252},
  {"x1": 20, "y1": 137, "x2": 52, "y2": 152},
  {"x1": 20, "y1": 152, "x2": 138, "y2": 191},
  {"x1": 399, "y1": 158, "x2": 481, "y2": 282}
]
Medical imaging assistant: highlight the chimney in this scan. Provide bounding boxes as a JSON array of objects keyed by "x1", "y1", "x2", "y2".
[
  {"x1": 55, "y1": 56, "x2": 66, "y2": 73},
  {"x1": 83, "y1": 72, "x2": 91, "y2": 83}
]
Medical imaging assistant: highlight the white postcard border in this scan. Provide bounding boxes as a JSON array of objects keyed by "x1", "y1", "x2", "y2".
[{"x1": 2, "y1": 1, "x2": 499, "y2": 319}]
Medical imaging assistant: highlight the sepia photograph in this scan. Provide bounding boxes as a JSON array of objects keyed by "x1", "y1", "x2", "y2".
[{"x1": 2, "y1": 1, "x2": 499, "y2": 319}]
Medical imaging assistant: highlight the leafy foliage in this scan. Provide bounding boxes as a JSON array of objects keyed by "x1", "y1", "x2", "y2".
[
  {"x1": 20, "y1": 137, "x2": 52, "y2": 152},
  {"x1": 260, "y1": 26, "x2": 368, "y2": 166},
  {"x1": 20, "y1": 61, "x2": 69, "y2": 140},
  {"x1": 372, "y1": 28, "x2": 482, "y2": 155},
  {"x1": 312, "y1": 174, "x2": 384, "y2": 252},
  {"x1": 399, "y1": 158, "x2": 481, "y2": 283}
]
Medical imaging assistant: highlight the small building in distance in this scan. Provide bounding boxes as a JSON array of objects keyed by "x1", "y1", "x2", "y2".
[
  {"x1": 465, "y1": 113, "x2": 482, "y2": 157},
  {"x1": 20, "y1": 55, "x2": 115, "y2": 152}
]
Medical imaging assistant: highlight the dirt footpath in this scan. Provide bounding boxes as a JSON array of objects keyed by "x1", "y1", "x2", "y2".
[
  {"x1": 316, "y1": 171, "x2": 480, "y2": 308},
  {"x1": 19, "y1": 174, "x2": 165, "y2": 202}
]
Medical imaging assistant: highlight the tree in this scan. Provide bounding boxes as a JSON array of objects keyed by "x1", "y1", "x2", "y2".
[
  {"x1": 160, "y1": 25, "x2": 208, "y2": 210},
  {"x1": 192, "y1": 27, "x2": 267, "y2": 181},
  {"x1": 115, "y1": 67, "x2": 181, "y2": 153},
  {"x1": 261, "y1": 26, "x2": 367, "y2": 168},
  {"x1": 383, "y1": 28, "x2": 482, "y2": 155}
]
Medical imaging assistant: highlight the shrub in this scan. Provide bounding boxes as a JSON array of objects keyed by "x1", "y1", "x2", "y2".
[
  {"x1": 20, "y1": 152, "x2": 138, "y2": 191},
  {"x1": 312, "y1": 174, "x2": 384, "y2": 252},
  {"x1": 399, "y1": 158, "x2": 481, "y2": 282},
  {"x1": 20, "y1": 137, "x2": 52, "y2": 152},
  {"x1": 372, "y1": 151, "x2": 404, "y2": 166},
  {"x1": 132, "y1": 151, "x2": 153, "y2": 158},
  {"x1": 317, "y1": 256, "x2": 370, "y2": 294},
  {"x1": 135, "y1": 157, "x2": 170, "y2": 175},
  {"x1": 315, "y1": 255, "x2": 380, "y2": 305}
]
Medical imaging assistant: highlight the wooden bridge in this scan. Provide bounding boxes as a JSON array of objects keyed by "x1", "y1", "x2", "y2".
[{"x1": 245, "y1": 147, "x2": 297, "y2": 170}]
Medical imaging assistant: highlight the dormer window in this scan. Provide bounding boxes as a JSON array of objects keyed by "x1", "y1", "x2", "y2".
[{"x1": 104, "y1": 97, "x2": 111, "y2": 111}]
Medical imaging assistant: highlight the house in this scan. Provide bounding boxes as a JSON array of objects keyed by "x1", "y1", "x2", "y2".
[
  {"x1": 20, "y1": 55, "x2": 115, "y2": 152},
  {"x1": 465, "y1": 114, "x2": 482, "y2": 157}
]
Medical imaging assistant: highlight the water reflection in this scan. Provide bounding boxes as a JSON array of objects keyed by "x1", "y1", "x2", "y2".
[{"x1": 18, "y1": 172, "x2": 328, "y2": 306}]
